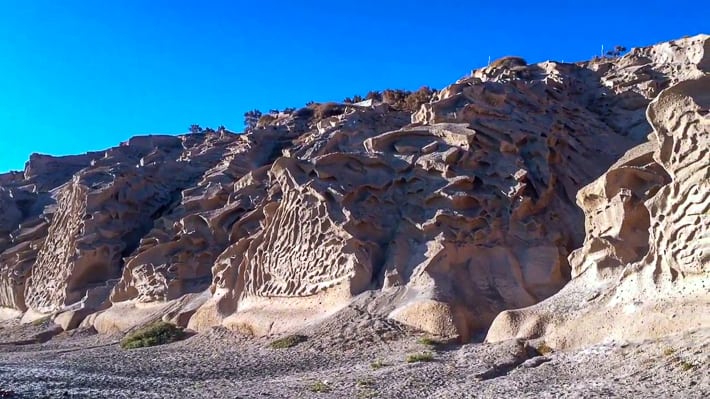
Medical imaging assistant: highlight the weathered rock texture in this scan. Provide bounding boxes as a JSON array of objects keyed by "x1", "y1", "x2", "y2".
[
  {"x1": 1, "y1": 35, "x2": 707, "y2": 343},
  {"x1": 487, "y1": 72, "x2": 709, "y2": 349}
]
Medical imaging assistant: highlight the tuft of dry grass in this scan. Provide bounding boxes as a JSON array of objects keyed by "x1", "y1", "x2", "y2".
[
  {"x1": 417, "y1": 336, "x2": 447, "y2": 348},
  {"x1": 356, "y1": 378, "x2": 375, "y2": 387},
  {"x1": 536, "y1": 342, "x2": 554, "y2": 355},
  {"x1": 406, "y1": 351, "x2": 434, "y2": 363},
  {"x1": 370, "y1": 358, "x2": 388, "y2": 370},
  {"x1": 31, "y1": 315, "x2": 51, "y2": 326},
  {"x1": 309, "y1": 381, "x2": 331, "y2": 393},
  {"x1": 679, "y1": 360, "x2": 696, "y2": 371}
]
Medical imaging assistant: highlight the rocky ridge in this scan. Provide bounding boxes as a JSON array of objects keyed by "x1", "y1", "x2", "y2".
[{"x1": 0, "y1": 35, "x2": 708, "y2": 347}]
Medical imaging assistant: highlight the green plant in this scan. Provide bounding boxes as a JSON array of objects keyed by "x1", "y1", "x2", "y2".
[
  {"x1": 663, "y1": 348, "x2": 675, "y2": 356},
  {"x1": 356, "y1": 378, "x2": 377, "y2": 399},
  {"x1": 269, "y1": 334, "x2": 307, "y2": 349},
  {"x1": 370, "y1": 359, "x2": 388, "y2": 370},
  {"x1": 120, "y1": 321, "x2": 185, "y2": 349},
  {"x1": 356, "y1": 378, "x2": 375, "y2": 387},
  {"x1": 243, "y1": 109, "x2": 262, "y2": 131},
  {"x1": 417, "y1": 336, "x2": 445, "y2": 347},
  {"x1": 406, "y1": 351, "x2": 434, "y2": 363},
  {"x1": 309, "y1": 381, "x2": 331, "y2": 393},
  {"x1": 679, "y1": 360, "x2": 696, "y2": 371}
]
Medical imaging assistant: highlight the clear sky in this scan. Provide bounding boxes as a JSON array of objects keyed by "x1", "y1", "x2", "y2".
[{"x1": 0, "y1": 1, "x2": 707, "y2": 172}]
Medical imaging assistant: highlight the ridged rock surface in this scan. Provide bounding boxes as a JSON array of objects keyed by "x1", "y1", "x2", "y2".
[
  {"x1": 487, "y1": 73, "x2": 709, "y2": 349},
  {"x1": 1, "y1": 35, "x2": 707, "y2": 342}
]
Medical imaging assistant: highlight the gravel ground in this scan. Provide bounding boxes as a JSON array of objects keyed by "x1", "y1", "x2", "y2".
[{"x1": 0, "y1": 319, "x2": 708, "y2": 399}]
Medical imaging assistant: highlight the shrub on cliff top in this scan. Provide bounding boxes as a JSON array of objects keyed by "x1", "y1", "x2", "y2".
[
  {"x1": 404, "y1": 86, "x2": 436, "y2": 111},
  {"x1": 313, "y1": 102, "x2": 345, "y2": 120},
  {"x1": 257, "y1": 114, "x2": 277, "y2": 127},
  {"x1": 243, "y1": 109, "x2": 263, "y2": 131},
  {"x1": 382, "y1": 87, "x2": 436, "y2": 112},
  {"x1": 489, "y1": 56, "x2": 527, "y2": 68}
]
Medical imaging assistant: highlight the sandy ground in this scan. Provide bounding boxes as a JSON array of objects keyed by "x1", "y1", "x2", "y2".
[{"x1": 0, "y1": 316, "x2": 708, "y2": 399}]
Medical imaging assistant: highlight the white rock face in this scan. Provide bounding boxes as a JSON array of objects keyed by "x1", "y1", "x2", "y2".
[{"x1": 0, "y1": 35, "x2": 707, "y2": 342}]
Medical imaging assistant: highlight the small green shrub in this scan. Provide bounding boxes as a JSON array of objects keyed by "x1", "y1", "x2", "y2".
[
  {"x1": 120, "y1": 321, "x2": 185, "y2": 349},
  {"x1": 370, "y1": 359, "x2": 388, "y2": 370},
  {"x1": 663, "y1": 348, "x2": 675, "y2": 356},
  {"x1": 406, "y1": 351, "x2": 434, "y2": 363},
  {"x1": 417, "y1": 337, "x2": 445, "y2": 347},
  {"x1": 309, "y1": 381, "x2": 331, "y2": 393},
  {"x1": 679, "y1": 360, "x2": 696, "y2": 371},
  {"x1": 269, "y1": 334, "x2": 307, "y2": 349},
  {"x1": 356, "y1": 378, "x2": 375, "y2": 387}
]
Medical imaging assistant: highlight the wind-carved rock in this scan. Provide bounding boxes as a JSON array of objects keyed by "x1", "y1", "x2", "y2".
[
  {"x1": 1, "y1": 35, "x2": 707, "y2": 342},
  {"x1": 487, "y1": 73, "x2": 709, "y2": 349},
  {"x1": 0, "y1": 154, "x2": 97, "y2": 320},
  {"x1": 11, "y1": 134, "x2": 239, "y2": 328},
  {"x1": 91, "y1": 128, "x2": 313, "y2": 332}
]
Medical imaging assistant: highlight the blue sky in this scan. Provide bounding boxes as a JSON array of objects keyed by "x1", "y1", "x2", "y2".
[{"x1": 0, "y1": 1, "x2": 707, "y2": 172}]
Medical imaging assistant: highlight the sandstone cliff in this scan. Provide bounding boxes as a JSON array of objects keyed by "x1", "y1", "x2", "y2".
[
  {"x1": 487, "y1": 73, "x2": 709, "y2": 349},
  {"x1": 0, "y1": 35, "x2": 707, "y2": 345}
]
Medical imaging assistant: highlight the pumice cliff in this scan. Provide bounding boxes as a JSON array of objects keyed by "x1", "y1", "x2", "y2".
[{"x1": 0, "y1": 34, "x2": 707, "y2": 346}]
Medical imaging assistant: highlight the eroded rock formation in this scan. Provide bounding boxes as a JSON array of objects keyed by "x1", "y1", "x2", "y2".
[
  {"x1": 0, "y1": 34, "x2": 707, "y2": 342},
  {"x1": 487, "y1": 73, "x2": 709, "y2": 349}
]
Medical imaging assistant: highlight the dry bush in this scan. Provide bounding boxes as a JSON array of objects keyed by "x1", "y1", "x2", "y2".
[
  {"x1": 490, "y1": 56, "x2": 527, "y2": 68},
  {"x1": 294, "y1": 107, "x2": 315, "y2": 119},
  {"x1": 382, "y1": 89, "x2": 409, "y2": 106},
  {"x1": 404, "y1": 86, "x2": 435, "y2": 111},
  {"x1": 257, "y1": 114, "x2": 277, "y2": 127},
  {"x1": 365, "y1": 91, "x2": 381, "y2": 101},
  {"x1": 313, "y1": 102, "x2": 345, "y2": 120}
]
